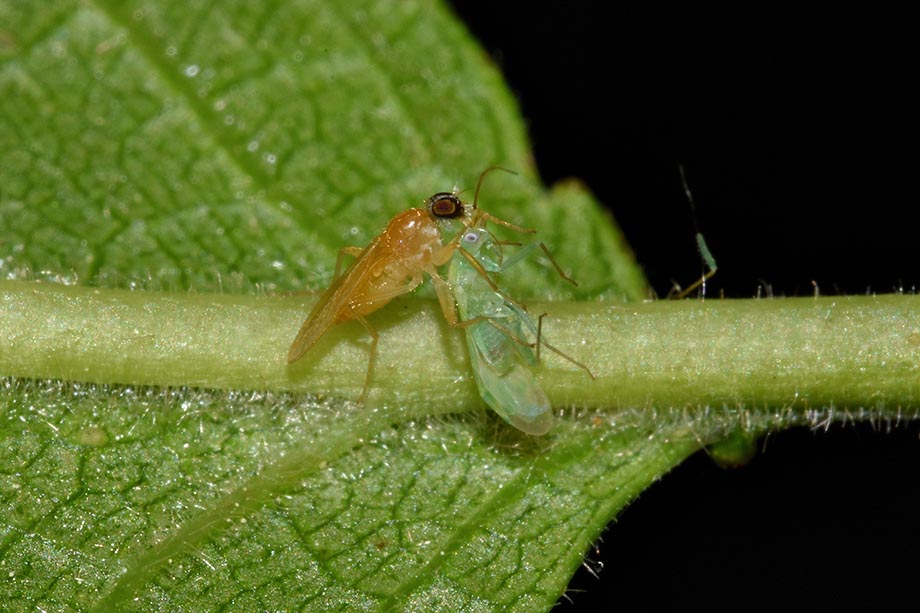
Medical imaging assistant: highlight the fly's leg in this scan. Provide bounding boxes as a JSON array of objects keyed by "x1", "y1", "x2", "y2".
[
  {"x1": 349, "y1": 275, "x2": 428, "y2": 401},
  {"x1": 478, "y1": 211, "x2": 536, "y2": 236},
  {"x1": 335, "y1": 246, "x2": 365, "y2": 279},
  {"x1": 483, "y1": 317, "x2": 534, "y2": 349},
  {"x1": 500, "y1": 240, "x2": 579, "y2": 287},
  {"x1": 431, "y1": 237, "x2": 460, "y2": 267},
  {"x1": 287, "y1": 244, "x2": 363, "y2": 299},
  {"x1": 537, "y1": 328, "x2": 595, "y2": 379},
  {"x1": 354, "y1": 314, "x2": 378, "y2": 403}
]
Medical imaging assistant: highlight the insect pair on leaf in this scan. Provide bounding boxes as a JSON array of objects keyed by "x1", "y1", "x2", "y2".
[{"x1": 286, "y1": 168, "x2": 594, "y2": 435}]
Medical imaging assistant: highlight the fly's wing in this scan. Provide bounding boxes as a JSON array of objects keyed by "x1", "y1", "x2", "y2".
[
  {"x1": 288, "y1": 211, "x2": 436, "y2": 364},
  {"x1": 287, "y1": 237, "x2": 383, "y2": 363}
]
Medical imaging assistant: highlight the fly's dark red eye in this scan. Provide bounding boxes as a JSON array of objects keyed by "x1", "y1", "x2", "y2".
[{"x1": 426, "y1": 192, "x2": 465, "y2": 219}]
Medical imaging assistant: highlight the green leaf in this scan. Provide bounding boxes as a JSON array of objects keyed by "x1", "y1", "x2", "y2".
[
  {"x1": 2, "y1": 1, "x2": 913, "y2": 611},
  {"x1": 0, "y1": 0, "x2": 643, "y2": 301},
  {"x1": 0, "y1": 1, "x2": 646, "y2": 608}
]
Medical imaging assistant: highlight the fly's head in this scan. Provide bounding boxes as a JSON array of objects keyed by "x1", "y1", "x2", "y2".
[
  {"x1": 426, "y1": 191, "x2": 469, "y2": 236},
  {"x1": 426, "y1": 192, "x2": 465, "y2": 219}
]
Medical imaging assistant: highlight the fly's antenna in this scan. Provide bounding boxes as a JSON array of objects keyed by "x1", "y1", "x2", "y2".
[{"x1": 473, "y1": 166, "x2": 517, "y2": 210}]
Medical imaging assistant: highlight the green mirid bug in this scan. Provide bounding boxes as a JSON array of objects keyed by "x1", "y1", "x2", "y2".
[
  {"x1": 426, "y1": 173, "x2": 594, "y2": 435},
  {"x1": 450, "y1": 225, "x2": 556, "y2": 434}
]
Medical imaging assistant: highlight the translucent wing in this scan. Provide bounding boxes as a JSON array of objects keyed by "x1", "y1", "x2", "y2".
[
  {"x1": 450, "y1": 228, "x2": 554, "y2": 435},
  {"x1": 286, "y1": 238, "x2": 381, "y2": 363},
  {"x1": 287, "y1": 208, "x2": 443, "y2": 365},
  {"x1": 465, "y1": 322, "x2": 553, "y2": 435}
]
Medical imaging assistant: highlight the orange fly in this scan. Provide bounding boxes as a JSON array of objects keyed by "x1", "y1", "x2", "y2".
[
  {"x1": 288, "y1": 168, "x2": 537, "y2": 401},
  {"x1": 287, "y1": 204, "x2": 465, "y2": 399}
]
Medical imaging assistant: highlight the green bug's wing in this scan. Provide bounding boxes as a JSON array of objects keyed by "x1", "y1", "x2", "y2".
[
  {"x1": 447, "y1": 225, "x2": 554, "y2": 435},
  {"x1": 456, "y1": 265, "x2": 553, "y2": 435},
  {"x1": 504, "y1": 302, "x2": 541, "y2": 367},
  {"x1": 466, "y1": 330, "x2": 553, "y2": 436}
]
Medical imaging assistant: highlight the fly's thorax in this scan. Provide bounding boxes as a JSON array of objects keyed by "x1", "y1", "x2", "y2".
[
  {"x1": 381, "y1": 207, "x2": 443, "y2": 256},
  {"x1": 383, "y1": 207, "x2": 435, "y2": 238}
]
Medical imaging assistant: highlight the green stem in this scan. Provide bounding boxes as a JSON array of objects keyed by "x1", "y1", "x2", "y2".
[{"x1": 3, "y1": 279, "x2": 919, "y2": 420}]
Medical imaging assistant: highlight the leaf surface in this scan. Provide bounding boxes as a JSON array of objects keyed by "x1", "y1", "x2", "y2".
[{"x1": 0, "y1": 1, "x2": 718, "y2": 610}]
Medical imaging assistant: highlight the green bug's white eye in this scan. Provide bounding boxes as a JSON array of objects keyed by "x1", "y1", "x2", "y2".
[{"x1": 463, "y1": 231, "x2": 479, "y2": 243}]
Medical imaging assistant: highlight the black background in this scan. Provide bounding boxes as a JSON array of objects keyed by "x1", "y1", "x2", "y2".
[{"x1": 449, "y1": 3, "x2": 919, "y2": 609}]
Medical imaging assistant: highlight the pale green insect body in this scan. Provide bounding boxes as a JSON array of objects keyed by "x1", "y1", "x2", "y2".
[{"x1": 448, "y1": 225, "x2": 553, "y2": 435}]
